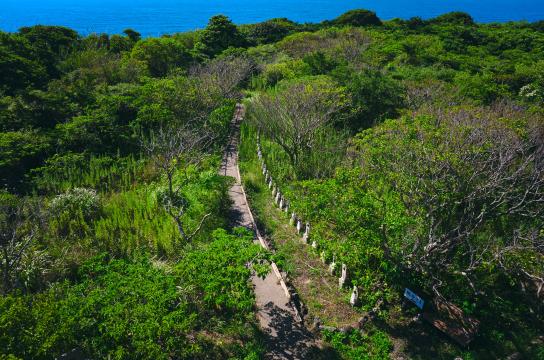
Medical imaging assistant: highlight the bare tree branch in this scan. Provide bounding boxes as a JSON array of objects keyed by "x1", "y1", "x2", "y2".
[
  {"x1": 143, "y1": 125, "x2": 212, "y2": 245},
  {"x1": 247, "y1": 78, "x2": 348, "y2": 178},
  {"x1": 357, "y1": 100, "x2": 544, "y2": 298}
]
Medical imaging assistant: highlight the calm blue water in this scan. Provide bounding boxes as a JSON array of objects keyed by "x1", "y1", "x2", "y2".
[{"x1": 1, "y1": 0, "x2": 543, "y2": 37}]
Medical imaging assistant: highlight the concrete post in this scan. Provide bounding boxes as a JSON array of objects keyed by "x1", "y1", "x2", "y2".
[
  {"x1": 328, "y1": 258, "x2": 337, "y2": 276},
  {"x1": 302, "y1": 222, "x2": 310, "y2": 243},
  {"x1": 339, "y1": 264, "x2": 347, "y2": 289},
  {"x1": 350, "y1": 286, "x2": 359, "y2": 307},
  {"x1": 296, "y1": 219, "x2": 303, "y2": 234}
]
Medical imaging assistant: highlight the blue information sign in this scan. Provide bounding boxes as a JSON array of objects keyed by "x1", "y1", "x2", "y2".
[{"x1": 404, "y1": 288, "x2": 425, "y2": 309}]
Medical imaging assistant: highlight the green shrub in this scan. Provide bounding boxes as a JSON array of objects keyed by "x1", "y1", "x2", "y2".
[
  {"x1": 0, "y1": 233, "x2": 267, "y2": 360},
  {"x1": 322, "y1": 329, "x2": 392, "y2": 359},
  {"x1": 48, "y1": 187, "x2": 101, "y2": 239}
]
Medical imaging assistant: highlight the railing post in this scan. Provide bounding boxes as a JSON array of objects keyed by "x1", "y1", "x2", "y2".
[
  {"x1": 296, "y1": 219, "x2": 303, "y2": 234},
  {"x1": 339, "y1": 264, "x2": 348, "y2": 289},
  {"x1": 302, "y1": 222, "x2": 310, "y2": 243},
  {"x1": 329, "y1": 255, "x2": 337, "y2": 275},
  {"x1": 350, "y1": 286, "x2": 359, "y2": 307}
]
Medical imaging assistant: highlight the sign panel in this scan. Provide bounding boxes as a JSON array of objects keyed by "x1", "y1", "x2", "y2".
[{"x1": 404, "y1": 288, "x2": 425, "y2": 309}]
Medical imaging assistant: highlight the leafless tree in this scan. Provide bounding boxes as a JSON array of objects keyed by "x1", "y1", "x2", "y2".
[
  {"x1": 403, "y1": 79, "x2": 452, "y2": 110},
  {"x1": 143, "y1": 125, "x2": 212, "y2": 244},
  {"x1": 358, "y1": 101, "x2": 544, "y2": 299},
  {"x1": 0, "y1": 196, "x2": 42, "y2": 294},
  {"x1": 247, "y1": 79, "x2": 348, "y2": 178},
  {"x1": 190, "y1": 55, "x2": 256, "y2": 100},
  {"x1": 278, "y1": 28, "x2": 371, "y2": 63}
]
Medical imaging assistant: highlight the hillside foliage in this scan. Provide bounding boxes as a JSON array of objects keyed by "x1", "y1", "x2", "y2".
[{"x1": 1, "y1": 9, "x2": 543, "y2": 359}]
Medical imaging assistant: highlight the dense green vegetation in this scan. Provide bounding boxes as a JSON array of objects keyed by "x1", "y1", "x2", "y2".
[
  {"x1": 0, "y1": 16, "x2": 268, "y2": 359},
  {"x1": 241, "y1": 10, "x2": 543, "y2": 359},
  {"x1": 1, "y1": 8, "x2": 543, "y2": 359}
]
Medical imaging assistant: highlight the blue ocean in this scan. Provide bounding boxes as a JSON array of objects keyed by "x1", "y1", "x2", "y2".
[{"x1": 1, "y1": 0, "x2": 543, "y2": 37}]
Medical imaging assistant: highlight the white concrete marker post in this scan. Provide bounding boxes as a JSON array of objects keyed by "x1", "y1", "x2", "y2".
[
  {"x1": 329, "y1": 261, "x2": 337, "y2": 276},
  {"x1": 302, "y1": 223, "x2": 310, "y2": 244},
  {"x1": 339, "y1": 264, "x2": 348, "y2": 289},
  {"x1": 350, "y1": 286, "x2": 359, "y2": 307}
]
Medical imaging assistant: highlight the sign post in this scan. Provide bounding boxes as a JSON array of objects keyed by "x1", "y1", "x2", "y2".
[{"x1": 404, "y1": 288, "x2": 425, "y2": 309}]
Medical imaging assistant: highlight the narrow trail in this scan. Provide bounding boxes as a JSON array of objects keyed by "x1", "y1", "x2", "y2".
[{"x1": 221, "y1": 105, "x2": 323, "y2": 359}]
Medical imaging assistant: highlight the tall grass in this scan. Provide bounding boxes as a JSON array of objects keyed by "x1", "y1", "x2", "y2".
[
  {"x1": 94, "y1": 187, "x2": 177, "y2": 258},
  {"x1": 32, "y1": 153, "x2": 153, "y2": 194},
  {"x1": 42, "y1": 154, "x2": 231, "y2": 261}
]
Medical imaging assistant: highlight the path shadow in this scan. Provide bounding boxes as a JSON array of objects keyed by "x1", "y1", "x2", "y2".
[
  {"x1": 227, "y1": 203, "x2": 253, "y2": 230},
  {"x1": 259, "y1": 302, "x2": 340, "y2": 360},
  {"x1": 222, "y1": 108, "x2": 340, "y2": 359}
]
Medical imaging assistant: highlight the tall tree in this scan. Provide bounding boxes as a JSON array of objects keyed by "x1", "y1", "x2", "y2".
[
  {"x1": 248, "y1": 77, "x2": 348, "y2": 178},
  {"x1": 196, "y1": 15, "x2": 245, "y2": 58},
  {"x1": 123, "y1": 28, "x2": 141, "y2": 43}
]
